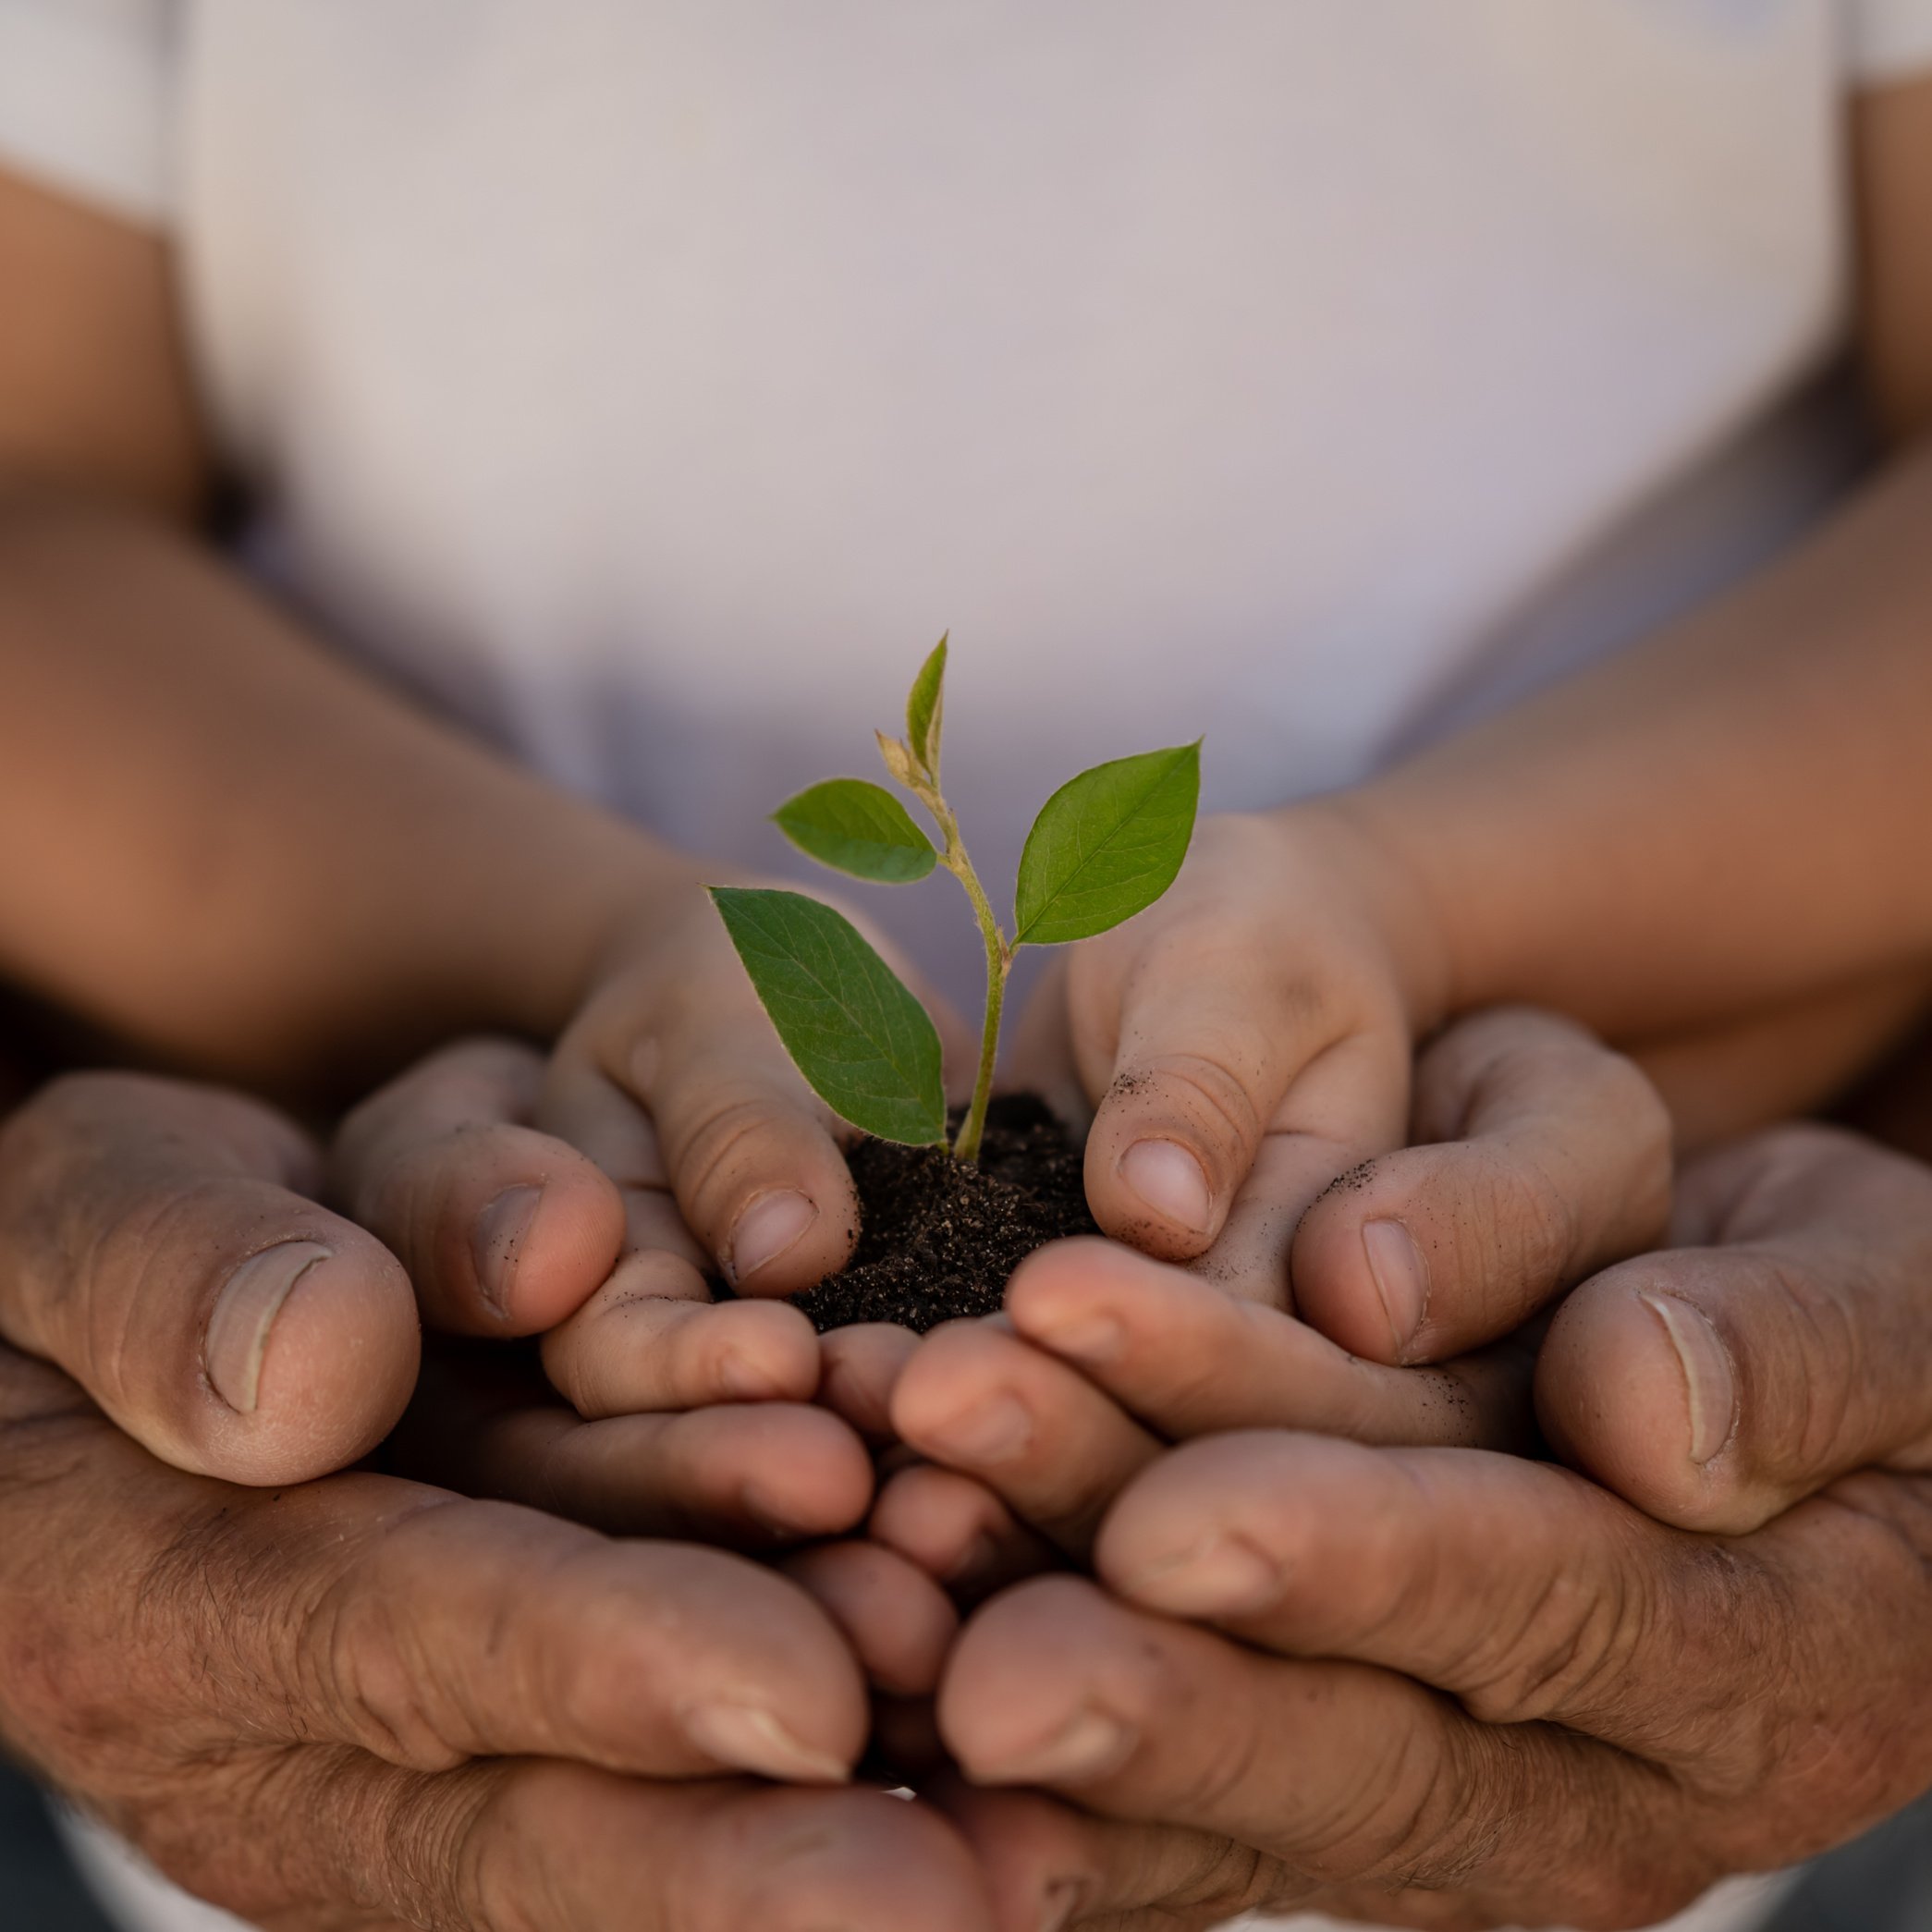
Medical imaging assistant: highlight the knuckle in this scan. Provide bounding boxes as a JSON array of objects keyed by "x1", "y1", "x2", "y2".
[
  {"x1": 1452, "y1": 1544, "x2": 1644, "y2": 1727},
  {"x1": 298, "y1": 1499, "x2": 483, "y2": 1771},
  {"x1": 451, "y1": 1765, "x2": 564, "y2": 1932},
  {"x1": 670, "y1": 1089, "x2": 827, "y2": 1228}
]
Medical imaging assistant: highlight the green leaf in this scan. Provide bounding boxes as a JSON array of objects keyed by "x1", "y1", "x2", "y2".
[
  {"x1": 709, "y1": 887, "x2": 948, "y2": 1144},
  {"x1": 1012, "y1": 742, "x2": 1202, "y2": 946},
  {"x1": 773, "y1": 778, "x2": 937, "y2": 883},
  {"x1": 905, "y1": 634, "x2": 948, "y2": 775}
]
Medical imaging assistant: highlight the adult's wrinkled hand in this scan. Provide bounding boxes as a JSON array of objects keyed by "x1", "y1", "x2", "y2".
[
  {"x1": 930, "y1": 1122, "x2": 1932, "y2": 1930},
  {"x1": 0, "y1": 1066, "x2": 994, "y2": 1932}
]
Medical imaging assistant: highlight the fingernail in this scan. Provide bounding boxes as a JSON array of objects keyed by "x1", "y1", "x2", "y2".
[
  {"x1": 728, "y1": 1190, "x2": 817, "y2": 1285},
  {"x1": 1032, "y1": 1312, "x2": 1126, "y2": 1366},
  {"x1": 679, "y1": 1700, "x2": 851, "y2": 1783},
  {"x1": 1118, "y1": 1139, "x2": 1212, "y2": 1236},
  {"x1": 205, "y1": 1241, "x2": 332, "y2": 1413},
  {"x1": 1363, "y1": 1218, "x2": 1429, "y2": 1355},
  {"x1": 1640, "y1": 1292, "x2": 1738, "y2": 1466},
  {"x1": 923, "y1": 1391, "x2": 1033, "y2": 1465},
  {"x1": 1117, "y1": 1531, "x2": 1280, "y2": 1617},
  {"x1": 979, "y1": 1705, "x2": 1136, "y2": 1784},
  {"x1": 473, "y1": 1184, "x2": 543, "y2": 1317},
  {"x1": 1038, "y1": 1877, "x2": 1090, "y2": 1932}
]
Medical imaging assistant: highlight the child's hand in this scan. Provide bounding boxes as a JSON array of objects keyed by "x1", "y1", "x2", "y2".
[
  {"x1": 543, "y1": 869, "x2": 974, "y2": 1301},
  {"x1": 331, "y1": 1037, "x2": 882, "y2": 1547},
  {"x1": 1015, "y1": 808, "x2": 1669, "y2": 1356},
  {"x1": 1012, "y1": 804, "x2": 1444, "y2": 1282}
]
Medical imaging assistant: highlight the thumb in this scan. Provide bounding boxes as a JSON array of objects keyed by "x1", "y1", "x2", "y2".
[
  {"x1": 1537, "y1": 1124, "x2": 1932, "y2": 1535},
  {"x1": 570, "y1": 899, "x2": 975, "y2": 1298},
  {"x1": 1078, "y1": 941, "x2": 1402, "y2": 1265},
  {"x1": 1291, "y1": 1009, "x2": 1672, "y2": 1363},
  {"x1": 0, "y1": 1074, "x2": 418, "y2": 1485}
]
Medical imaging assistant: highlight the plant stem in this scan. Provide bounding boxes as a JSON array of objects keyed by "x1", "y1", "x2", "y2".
[{"x1": 917, "y1": 781, "x2": 1010, "y2": 1161}]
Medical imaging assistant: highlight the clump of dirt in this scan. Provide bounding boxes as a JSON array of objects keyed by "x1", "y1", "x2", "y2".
[{"x1": 791, "y1": 1094, "x2": 1095, "y2": 1332}]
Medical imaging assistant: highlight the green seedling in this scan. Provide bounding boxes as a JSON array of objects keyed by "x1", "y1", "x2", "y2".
[{"x1": 710, "y1": 638, "x2": 1200, "y2": 1160}]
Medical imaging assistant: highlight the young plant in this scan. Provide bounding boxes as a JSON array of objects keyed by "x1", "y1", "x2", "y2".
[{"x1": 709, "y1": 639, "x2": 1200, "y2": 1161}]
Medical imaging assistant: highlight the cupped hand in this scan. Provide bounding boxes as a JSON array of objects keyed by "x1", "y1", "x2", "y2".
[
  {"x1": 1016, "y1": 813, "x2": 1671, "y2": 1337},
  {"x1": 0, "y1": 1065, "x2": 993, "y2": 1932},
  {"x1": 1010, "y1": 803, "x2": 1438, "y2": 1275},
  {"x1": 333, "y1": 1036, "x2": 875, "y2": 1547},
  {"x1": 0, "y1": 1045, "x2": 878, "y2": 1547},
  {"x1": 931, "y1": 1120, "x2": 1932, "y2": 1930},
  {"x1": 0, "y1": 1344, "x2": 994, "y2": 1932},
  {"x1": 865, "y1": 1008, "x2": 1668, "y2": 1595}
]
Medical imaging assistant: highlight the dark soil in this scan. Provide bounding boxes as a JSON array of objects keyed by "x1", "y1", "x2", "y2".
[{"x1": 791, "y1": 1094, "x2": 1096, "y2": 1332}]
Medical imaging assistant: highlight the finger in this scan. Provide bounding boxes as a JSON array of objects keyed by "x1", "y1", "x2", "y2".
[
  {"x1": 1290, "y1": 1008, "x2": 1672, "y2": 1363},
  {"x1": 331, "y1": 1037, "x2": 627, "y2": 1334},
  {"x1": 1, "y1": 1345, "x2": 873, "y2": 1784},
  {"x1": 934, "y1": 1780, "x2": 1304, "y2": 1932},
  {"x1": 562, "y1": 994, "x2": 867, "y2": 1298},
  {"x1": 1012, "y1": 1236, "x2": 1537, "y2": 1452},
  {"x1": 1094, "y1": 1432, "x2": 1749, "y2": 1758},
  {"x1": 1078, "y1": 932, "x2": 1410, "y2": 1267},
  {"x1": 869, "y1": 1462, "x2": 1061, "y2": 1602},
  {"x1": 201, "y1": 1755, "x2": 996, "y2": 1932},
  {"x1": 938, "y1": 1572, "x2": 1683, "y2": 1919},
  {"x1": 820, "y1": 1321, "x2": 921, "y2": 1441},
  {"x1": 542, "y1": 1275, "x2": 822, "y2": 1418},
  {"x1": 532, "y1": 1051, "x2": 716, "y2": 1286},
  {"x1": 1007, "y1": 1238, "x2": 1538, "y2": 1454},
  {"x1": 0, "y1": 1072, "x2": 418, "y2": 1485},
  {"x1": 889, "y1": 1317, "x2": 1161, "y2": 1559},
  {"x1": 393, "y1": 1347, "x2": 874, "y2": 1546},
  {"x1": 782, "y1": 1541, "x2": 960, "y2": 1696},
  {"x1": 1539, "y1": 1124, "x2": 1932, "y2": 1534},
  {"x1": 456, "y1": 1776, "x2": 997, "y2": 1932}
]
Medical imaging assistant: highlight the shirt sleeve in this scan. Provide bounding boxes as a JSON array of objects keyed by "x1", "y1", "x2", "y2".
[
  {"x1": 0, "y1": 0, "x2": 178, "y2": 226},
  {"x1": 1848, "y1": 0, "x2": 1932, "y2": 85}
]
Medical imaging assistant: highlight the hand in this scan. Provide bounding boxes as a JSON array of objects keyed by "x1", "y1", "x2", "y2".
[
  {"x1": 1014, "y1": 806, "x2": 1668, "y2": 1326},
  {"x1": 540, "y1": 871, "x2": 972, "y2": 1297},
  {"x1": 333, "y1": 1038, "x2": 875, "y2": 1547},
  {"x1": 930, "y1": 1122, "x2": 1932, "y2": 1929},
  {"x1": 0, "y1": 1049, "x2": 877, "y2": 1547},
  {"x1": 0, "y1": 1073, "x2": 995, "y2": 1932},
  {"x1": 861, "y1": 1009, "x2": 1668, "y2": 1596}
]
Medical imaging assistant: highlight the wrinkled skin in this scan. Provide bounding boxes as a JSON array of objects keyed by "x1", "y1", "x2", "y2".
[
  {"x1": 874, "y1": 1116, "x2": 1932, "y2": 1928},
  {"x1": 0, "y1": 1056, "x2": 989, "y2": 1932}
]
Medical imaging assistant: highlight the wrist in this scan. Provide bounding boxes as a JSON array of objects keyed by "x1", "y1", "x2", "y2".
[{"x1": 467, "y1": 801, "x2": 714, "y2": 1041}]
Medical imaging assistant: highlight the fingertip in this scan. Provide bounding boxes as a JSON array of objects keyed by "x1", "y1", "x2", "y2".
[
  {"x1": 819, "y1": 1322, "x2": 919, "y2": 1438},
  {"x1": 726, "y1": 1185, "x2": 838, "y2": 1293},
  {"x1": 1084, "y1": 1124, "x2": 1222, "y2": 1261},
  {"x1": 1004, "y1": 1236, "x2": 1170, "y2": 1363},
  {"x1": 475, "y1": 1134, "x2": 630, "y2": 1332},
  {"x1": 657, "y1": 1077, "x2": 862, "y2": 1296},
  {"x1": 216, "y1": 1224, "x2": 421, "y2": 1484},
  {"x1": 1537, "y1": 1267, "x2": 1752, "y2": 1532},
  {"x1": 1290, "y1": 1161, "x2": 1431, "y2": 1363},
  {"x1": 781, "y1": 1541, "x2": 960, "y2": 1695}
]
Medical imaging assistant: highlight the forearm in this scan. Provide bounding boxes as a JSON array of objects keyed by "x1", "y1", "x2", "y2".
[
  {"x1": 1627, "y1": 965, "x2": 1932, "y2": 1152},
  {"x1": 0, "y1": 491, "x2": 686, "y2": 1094},
  {"x1": 1343, "y1": 435, "x2": 1932, "y2": 1043}
]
